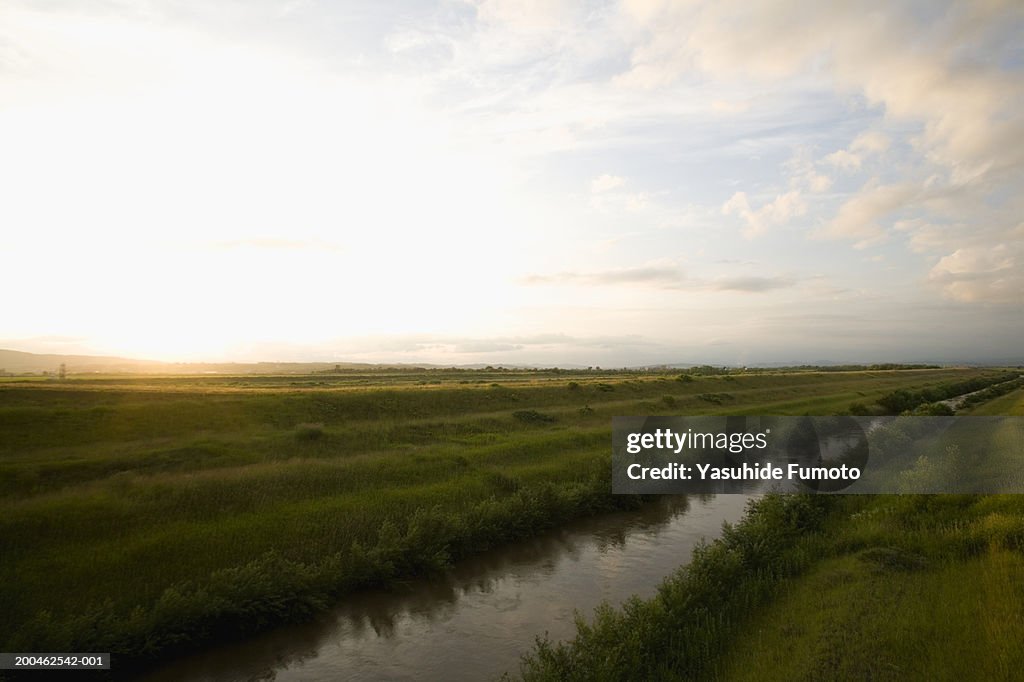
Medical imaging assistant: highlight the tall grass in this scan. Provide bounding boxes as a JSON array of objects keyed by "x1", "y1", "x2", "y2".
[
  {"x1": 0, "y1": 367, "x2": 1006, "y2": 673},
  {"x1": 514, "y1": 372, "x2": 1024, "y2": 680},
  {"x1": 518, "y1": 494, "x2": 837, "y2": 680}
]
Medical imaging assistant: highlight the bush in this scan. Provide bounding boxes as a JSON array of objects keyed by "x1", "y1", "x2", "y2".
[
  {"x1": 911, "y1": 402, "x2": 954, "y2": 416},
  {"x1": 512, "y1": 410, "x2": 557, "y2": 425}
]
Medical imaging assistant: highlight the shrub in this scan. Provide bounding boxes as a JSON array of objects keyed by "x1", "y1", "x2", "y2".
[{"x1": 512, "y1": 410, "x2": 557, "y2": 424}]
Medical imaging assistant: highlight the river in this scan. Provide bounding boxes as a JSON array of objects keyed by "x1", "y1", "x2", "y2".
[{"x1": 142, "y1": 494, "x2": 751, "y2": 682}]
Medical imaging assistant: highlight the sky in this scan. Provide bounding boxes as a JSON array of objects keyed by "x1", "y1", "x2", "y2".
[{"x1": 1, "y1": 0, "x2": 1022, "y2": 366}]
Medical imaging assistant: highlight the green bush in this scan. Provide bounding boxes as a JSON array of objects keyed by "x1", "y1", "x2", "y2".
[{"x1": 512, "y1": 410, "x2": 556, "y2": 424}]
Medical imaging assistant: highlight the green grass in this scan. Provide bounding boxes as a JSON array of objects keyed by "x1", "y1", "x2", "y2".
[
  {"x1": 713, "y1": 495, "x2": 1024, "y2": 681},
  {"x1": 518, "y1": 495, "x2": 1024, "y2": 682},
  {"x1": 518, "y1": 494, "x2": 838, "y2": 681},
  {"x1": 0, "y1": 367, "x2": 1009, "y2": 673},
  {"x1": 516, "y1": 377, "x2": 1024, "y2": 681},
  {"x1": 964, "y1": 386, "x2": 1024, "y2": 415}
]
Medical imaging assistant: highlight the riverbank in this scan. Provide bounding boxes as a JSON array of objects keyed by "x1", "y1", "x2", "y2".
[
  {"x1": 141, "y1": 495, "x2": 751, "y2": 681},
  {"x1": 517, "y1": 388, "x2": 1024, "y2": 680},
  {"x1": 0, "y1": 367, "x2": 1009, "y2": 675},
  {"x1": 518, "y1": 493, "x2": 1024, "y2": 680},
  {"x1": 714, "y1": 494, "x2": 1024, "y2": 680}
]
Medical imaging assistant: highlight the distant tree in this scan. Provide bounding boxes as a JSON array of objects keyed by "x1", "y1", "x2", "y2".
[{"x1": 58, "y1": 363, "x2": 66, "y2": 380}]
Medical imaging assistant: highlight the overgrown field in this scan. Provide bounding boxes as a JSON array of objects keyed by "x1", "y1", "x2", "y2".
[{"x1": 0, "y1": 367, "x2": 1010, "y2": 673}]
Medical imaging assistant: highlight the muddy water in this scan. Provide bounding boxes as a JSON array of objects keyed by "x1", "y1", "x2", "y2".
[{"x1": 143, "y1": 494, "x2": 751, "y2": 682}]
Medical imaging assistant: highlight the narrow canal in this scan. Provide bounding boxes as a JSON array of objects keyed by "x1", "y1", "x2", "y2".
[{"x1": 144, "y1": 494, "x2": 751, "y2": 681}]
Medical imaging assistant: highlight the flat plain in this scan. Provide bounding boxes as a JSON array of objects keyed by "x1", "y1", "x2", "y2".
[{"x1": 0, "y1": 366, "x2": 1014, "y2": 673}]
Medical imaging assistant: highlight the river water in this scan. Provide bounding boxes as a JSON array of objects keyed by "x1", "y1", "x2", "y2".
[{"x1": 143, "y1": 494, "x2": 751, "y2": 682}]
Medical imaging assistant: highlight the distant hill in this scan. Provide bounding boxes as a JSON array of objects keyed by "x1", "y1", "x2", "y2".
[{"x1": 0, "y1": 349, "x2": 164, "y2": 374}]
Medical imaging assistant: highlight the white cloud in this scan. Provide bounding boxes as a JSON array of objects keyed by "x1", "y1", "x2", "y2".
[
  {"x1": 591, "y1": 173, "x2": 627, "y2": 193},
  {"x1": 623, "y1": 1, "x2": 1024, "y2": 179},
  {"x1": 852, "y1": 131, "x2": 890, "y2": 155},
  {"x1": 2, "y1": 0, "x2": 1022, "y2": 364},
  {"x1": 824, "y1": 149, "x2": 861, "y2": 170},
  {"x1": 723, "y1": 190, "x2": 807, "y2": 238},
  {"x1": 785, "y1": 147, "x2": 833, "y2": 193},
  {"x1": 818, "y1": 180, "x2": 919, "y2": 248},
  {"x1": 625, "y1": 192, "x2": 649, "y2": 212},
  {"x1": 825, "y1": 130, "x2": 891, "y2": 169},
  {"x1": 474, "y1": 0, "x2": 579, "y2": 32},
  {"x1": 807, "y1": 173, "x2": 833, "y2": 193},
  {"x1": 929, "y1": 244, "x2": 1023, "y2": 304}
]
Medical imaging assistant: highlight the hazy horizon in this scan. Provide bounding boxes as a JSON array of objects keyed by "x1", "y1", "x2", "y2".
[
  {"x1": 1, "y1": 345, "x2": 1020, "y2": 371},
  {"x1": 3, "y1": 1, "x2": 1022, "y2": 367}
]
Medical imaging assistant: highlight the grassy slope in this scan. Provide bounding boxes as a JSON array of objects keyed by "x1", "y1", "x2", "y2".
[
  {"x1": 711, "y1": 391, "x2": 1024, "y2": 680},
  {"x1": 964, "y1": 386, "x2": 1024, "y2": 415},
  {"x1": 713, "y1": 496, "x2": 1024, "y2": 681},
  {"x1": 516, "y1": 373, "x2": 1024, "y2": 681},
  {"x1": 0, "y1": 368, "x2": 1003, "y2": 669}
]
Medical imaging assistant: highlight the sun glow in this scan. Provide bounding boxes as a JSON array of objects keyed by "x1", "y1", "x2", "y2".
[
  {"x1": 1, "y1": 7, "x2": 537, "y2": 360},
  {"x1": 3, "y1": 1, "x2": 1022, "y2": 365}
]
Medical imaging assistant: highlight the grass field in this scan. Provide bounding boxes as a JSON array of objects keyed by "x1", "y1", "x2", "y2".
[
  {"x1": 0, "y1": 366, "x2": 1013, "y2": 673},
  {"x1": 714, "y1": 495, "x2": 1024, "y2": 681},
  {"x1": 517, "y1": 375, "x2": 1024, "y2": 681}
]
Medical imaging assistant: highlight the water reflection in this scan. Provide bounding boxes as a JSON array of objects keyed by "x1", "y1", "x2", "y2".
[{"x1": 143, "y1": 494, "x2": 746, "y2": 682}]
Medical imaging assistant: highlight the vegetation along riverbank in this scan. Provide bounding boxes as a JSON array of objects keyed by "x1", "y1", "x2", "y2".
[{"x1": 1, "y1": 365, "x2": 1018, "y2": 676}]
